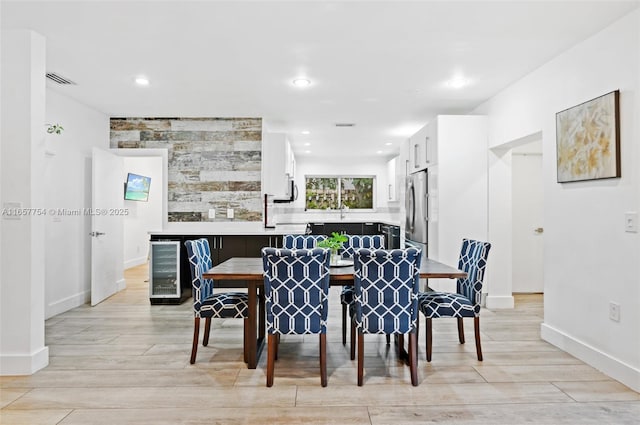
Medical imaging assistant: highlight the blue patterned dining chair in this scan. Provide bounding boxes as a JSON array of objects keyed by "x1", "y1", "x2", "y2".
[
  {"x1": 184, "y1": 238, "x2": 249, "y2": 364},
  {"x1": 282, "y1": 234, "x2": 327, "y2": 249},
  {"x1": 339, "y1": 234, "x2": 385, "y2": 348},
  {"x1": 417, "y1": 239, "x2": 491, "y2": 362},
  {"x1": 351, "y1": 248, "x2": 422, "y2": 386},
  {"x1": 262, "y1": 247, "x2": 331, "y2": 387}
]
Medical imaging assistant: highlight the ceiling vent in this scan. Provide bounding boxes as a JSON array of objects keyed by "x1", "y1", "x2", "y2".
[
  {"x1": 335, "y1": 123, "x2": 355, "y2": 127},
  {"x1": 46, "y1": 72, "x2": 77, "y2": 85}
]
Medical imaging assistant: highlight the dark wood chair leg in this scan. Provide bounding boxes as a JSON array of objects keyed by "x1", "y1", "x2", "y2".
[
  {"x1": 397, "y1": 333, "x2": 404, "y2": 360},
  {"x1": 266, "y1": 333, "x2": 276, "y2": 387},
  {"x1": 474, "y1": 316, "x2": 483, "y2": 361},
  {"x1": 342, "y1": 304, "x2": 347, "y2": 345},
  {"x1": 190, "y1": 317, "x2": 200, "y2": 364},
  {"x1": 203, "y1": 317, "x2": 212, "y2": 346},
  {"x1": 426, "y1": 317, "x2": 432, "y2": 362},
  {"x1": 243, "y1": 318, "x2": 249, "y2": 364},
  {"x1": 320, "y1": 333, "x2": 327, "y2": 387},
  {"x1": 409, "y1": 332, "x2": 418, "y2": 386},
  {"x1": 386, "y1": 334, "x2": 391, "y2": 345},
  {"x1": 457, "y1": 317, "x2": 465, "y2": 344},
  {"x1": 275, "y1": 333, "x2": 279, "y2": 361},
  {"x1": 357, "y1": 330, "x2": 364, "y2": 386},
  {"x1": 258, "y1": 287, "x2": 265, "y2": 339},
  {"x1": 350, "y1": 320, "x2": 356, "y2": 360}
]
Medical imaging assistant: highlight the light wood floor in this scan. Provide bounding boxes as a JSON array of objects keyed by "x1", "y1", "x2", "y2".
[{"x1": 1, "y1": 263, "x2": 639, "y2": 424}]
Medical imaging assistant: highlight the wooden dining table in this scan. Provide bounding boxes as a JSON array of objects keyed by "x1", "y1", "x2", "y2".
[{"x1": 204, "y1": 257, "x2": 467, "y2": 369}]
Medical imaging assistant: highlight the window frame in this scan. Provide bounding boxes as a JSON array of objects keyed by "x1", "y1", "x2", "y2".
[{"x1": 304, "y1": 175, "x2": 376, "y2": 212}]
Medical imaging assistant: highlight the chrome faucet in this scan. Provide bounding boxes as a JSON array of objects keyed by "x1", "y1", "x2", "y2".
[{"x1": 339, "y1": 203, "x2": 346, "y2": 220}]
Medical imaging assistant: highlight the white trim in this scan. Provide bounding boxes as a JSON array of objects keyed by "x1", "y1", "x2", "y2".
[
  {"x1": 117, "y1": 277, "x2": 126, "y2": 291},
  {"x1": 124, "y1": 255, "x2": 148, "y2": 270},
  {"x1": 46, "y1": 290, "x2": 90, "y2": 319},
  {"x1": 485, "y1": 294, "x2": 515, "y2": 309},
  {"x1": 541, "y1": 323, "x2": 640, "y2": 392},
  {"x1": 0, "y1": 346, "x2": 49, "y2": 376}
]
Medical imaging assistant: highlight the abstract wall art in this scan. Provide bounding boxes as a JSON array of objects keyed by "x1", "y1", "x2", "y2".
[{"x1": 556, "y1": 90, "x2": 620, "y2": 183}]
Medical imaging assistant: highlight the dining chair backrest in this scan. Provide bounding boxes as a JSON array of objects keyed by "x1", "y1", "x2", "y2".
[
  {"x1": 353, "y1": 248, "x2": 422, "y2": 334},
  {"x1": 456, "y1": 239, "x2": 492, "y2": 314},
  {"x1": 261, "y1": 248, "x2": 331, "y2": 335},
  {"x1": 184, "y1": 238, "x2": 214, "y2": 316},
  {"x1": 341, "y1": 234, "x2": 385, "y2": 258},
  {"x1": 282, "y1": 234, "x2": 327, "y2": 249}
]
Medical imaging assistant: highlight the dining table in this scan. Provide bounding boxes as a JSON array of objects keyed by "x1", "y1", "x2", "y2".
[{"x1": 204, "y1": 256, "x2": 467, "y2": 369}]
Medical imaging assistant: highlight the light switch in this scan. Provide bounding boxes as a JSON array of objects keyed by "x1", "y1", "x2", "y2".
[
  {"x1": 625, "y1": 212, "x2": 638, "y2": 233},
  {"x1": 208, "y1": 209, "x2": 216, "y2": 219},
  {"x1": 227, "y1": 208, "x2": 234, "y2": 219}
]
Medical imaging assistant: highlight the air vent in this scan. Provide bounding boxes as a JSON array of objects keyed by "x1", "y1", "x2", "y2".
[
  {"x1": 46, "y1": 72, "x2": 77, "y2": 85},
  {"x1": 335, "y1": 123, "x2": 355, "y2": 127}
]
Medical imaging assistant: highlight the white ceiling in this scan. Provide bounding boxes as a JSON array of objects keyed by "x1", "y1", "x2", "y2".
[{"x1": 3, "y1": 0, "x2": 638, "y2": 159}]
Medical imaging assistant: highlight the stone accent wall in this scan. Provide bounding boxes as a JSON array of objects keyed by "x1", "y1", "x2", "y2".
[{"x1": 110, "y1": 118, "x2": 262, "y2": 222}]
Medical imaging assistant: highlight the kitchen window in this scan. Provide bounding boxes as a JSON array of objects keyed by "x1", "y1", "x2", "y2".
[{"x1": 305, "y1": 176, "x2": 375, "y2": 210}]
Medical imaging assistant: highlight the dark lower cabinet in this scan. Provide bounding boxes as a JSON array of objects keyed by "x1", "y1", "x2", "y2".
[
  {"x1": 308, "y1": 221, "x2": 401, "y2": 246},
  {"x1": 148, "y1": 234, "x2": 281, "y2": 303},
  {"x1": 362, "y1": 222, "x2": 379, "y2": 235}
]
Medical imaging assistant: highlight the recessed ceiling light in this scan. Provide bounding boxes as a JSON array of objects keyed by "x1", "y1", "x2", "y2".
[
  {"x1": 304, "y1": 150, "x2": 312, "y2": 154},
  {"x1": 135, "y1": 76, "x2": 149, "y2": 86},
  {"x1": 385, "y1": 142, "x2": 392, "y2": 146},
  {"x1": 304, "y1": 142, "x2": 311, "y2": 147},
  {"x1": 447, "y1": 76, "x2": 469, "y2": 89},
  {"x1": 293, "y1": 78, "x2": 311, "y2": 87},
  {"x1": 301, "y1": 130, "x2": 310, "y2": 135},
  {"x1": 376, "y1": 150, "x2": 384, "y2": 154}
]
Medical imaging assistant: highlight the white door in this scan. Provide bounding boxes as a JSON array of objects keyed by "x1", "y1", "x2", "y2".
[
  {"x1": 512, "y1": 151, "x2": 544, "y2": 293},
  {"x1": 91, "y1": 148, "x2": 125, "y2": 306}
]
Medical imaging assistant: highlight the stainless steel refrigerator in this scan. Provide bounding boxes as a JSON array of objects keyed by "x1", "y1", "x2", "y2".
[{"x1": 405, "y1": 170, "x2": 428, "y2": 254}]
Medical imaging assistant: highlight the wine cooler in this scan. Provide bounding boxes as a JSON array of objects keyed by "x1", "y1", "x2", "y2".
[{"x1": 149, "y1": 241, "x2": 181, "y2": 304}]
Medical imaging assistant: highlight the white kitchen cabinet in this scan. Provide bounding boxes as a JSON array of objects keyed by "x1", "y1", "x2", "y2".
[
  {"x1": 408, "y1": 122, "x2": 433, "y2": 172},
  {"x1": 386, "y1": 156, "x2": 399, "y2": 202},
  {"x1": 262, "y1": 132, "x2": 296, "y2": 199}
]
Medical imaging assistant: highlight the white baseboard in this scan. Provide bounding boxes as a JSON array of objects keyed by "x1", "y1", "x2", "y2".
[
  {"x1": 0, "y1": 346, "x2": 49, "y2": 376},
  {"x1": 124, "y1": 256, "x2": 148, "y2": 270},
  {"x1": 485, "y1": 294, "x2": 514, "y2": 309},
  {"x1": 46, "y1": 290, "x2": 90, "y2": 319},
  {"x1": 117, "y1": 277, "x2": 126, "y2": 291},
  {"x1": 541, "y1": 323, "x2": 640, "y2": 392}
]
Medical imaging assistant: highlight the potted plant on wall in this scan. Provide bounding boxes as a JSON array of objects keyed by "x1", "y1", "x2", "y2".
[
  {"x1": 317, "y1": 232, "x2": 348, "y2": 265},
  {"x1": 46, "y1": 123, "x2": 64, "y2": 134}
]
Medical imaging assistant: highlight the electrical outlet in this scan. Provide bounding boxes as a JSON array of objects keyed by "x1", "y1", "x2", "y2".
[
  {"x1": 208, "y1": 209, "x2": 216, "y2": 219},
  {"x1": 609, "y1": 302, "x2": 620, "y2": 322},
  {"x1": 227, "y1": 208, "x2": 234, "y2": 219}
]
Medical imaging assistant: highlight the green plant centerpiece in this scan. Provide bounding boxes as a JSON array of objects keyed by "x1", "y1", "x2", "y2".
[{"x1": 317, "y1": 232, "x2": 348, "y2": 265}]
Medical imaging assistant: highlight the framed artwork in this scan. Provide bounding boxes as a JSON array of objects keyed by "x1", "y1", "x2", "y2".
[{"x1": 556, "y1": 90, "x2": 620, "y2": 183}]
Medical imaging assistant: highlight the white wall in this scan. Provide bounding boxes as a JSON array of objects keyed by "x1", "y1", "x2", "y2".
[
  {"x1": 44, "y1": 90, "x2": 109, "y2": 318},
  {"x1": 123, "y1": 156, "x2": 163, "y2": 268},
  {"x1": 1, "y1": 30, "x2": 48, "y2": 374},
  {"x1": 474, "y1": 10, "x2": 640, "y2": 391}
]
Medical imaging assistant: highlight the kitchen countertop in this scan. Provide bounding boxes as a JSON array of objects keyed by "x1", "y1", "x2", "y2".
[
  {"x1": 150, "y1": 222, "x2": 307, "y2": 236},
  {"x1": 150, "y1": 220, "x2": 402, "y2": 237}
]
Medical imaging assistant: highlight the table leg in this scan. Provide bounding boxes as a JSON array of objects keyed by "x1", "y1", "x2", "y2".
[{"x1": 246, "y1": 280, "x2": 266, "y2": 369}]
